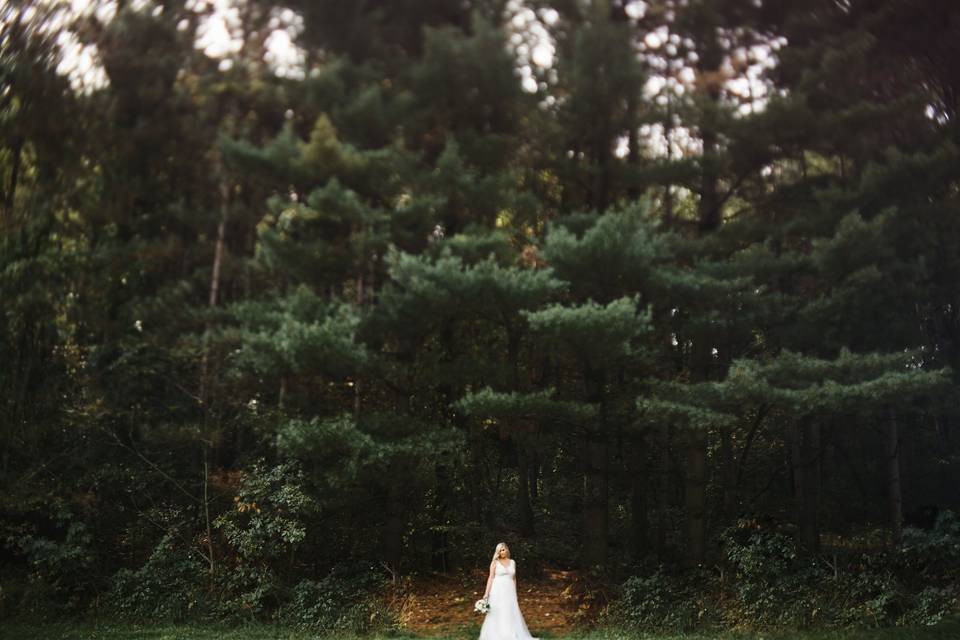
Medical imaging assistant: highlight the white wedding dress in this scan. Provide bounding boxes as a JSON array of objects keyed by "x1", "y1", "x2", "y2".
[{"x1": 479, "y1": 559, "x2": 537, "y2": 640}]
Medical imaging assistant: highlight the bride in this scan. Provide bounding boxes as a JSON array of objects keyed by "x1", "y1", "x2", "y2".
[{"x1": 479, "y1": 542, "x2": 537, "y2": 640}]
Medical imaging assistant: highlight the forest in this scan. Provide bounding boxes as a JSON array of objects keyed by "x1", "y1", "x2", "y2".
[{"x1": 2, "y1": 0, "x2": 960, "y2": 637}]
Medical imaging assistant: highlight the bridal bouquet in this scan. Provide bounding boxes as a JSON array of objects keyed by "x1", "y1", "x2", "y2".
[{"x1": 474, "y1": 598, "x2": 490, "y2": 614}]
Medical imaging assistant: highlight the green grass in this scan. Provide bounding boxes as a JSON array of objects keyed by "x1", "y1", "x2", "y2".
[
  {"x1": 0, "y1": 624, "x2": 314, "y2": 640},
  {"x1": 563, "y1": 621, "x2": 960, "y2": 640},
  {"x1": 1, "y1": 622, "x2": 959, "y2": 640}
]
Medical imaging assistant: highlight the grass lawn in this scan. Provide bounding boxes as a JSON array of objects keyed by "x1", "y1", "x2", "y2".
[{"x1": 2, "y1": 621, "x2": 960, "y2": 640}]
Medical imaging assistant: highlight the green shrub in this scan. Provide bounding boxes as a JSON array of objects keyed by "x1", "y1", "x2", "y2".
[
  {"x1": 721, "y1": 525, "x2": 828, "y2": 627},
  {"x1": 836, "y1": 564, "x2": 908, "y2": 627},
  {"x1": 898, "y1": 586, "x2": 958, "y2": 627},
  {"x1": 211, "y1": 565, "x2": 282, "y2": 623},
  {"x1": 602, "y1": 515, "x2": 960, "y2": 633},
  {"x1": 3, "y1": 507, "x2": 96, "y2": 615},
  {"x1": 212, "y1": 460, "x2": 318, "y2": 621},
  {"x1": 277, "y1": 563, "x2": 396, "y2": 633},
  {"x1": 601, "y1": 568, "x2": 713, "y2": 632},
  {"x1": 214, "y1": 461, "x2": 318, "y2": 564},
  {"x1": 838, "y1": 511, "x2": 960, "y2": 627},
  {"x1": 897, "y1": 510, "x2": 960, "y2": 580},
  {"x1": 104, "y1": 532, "x2": 208, "y2": 621}
]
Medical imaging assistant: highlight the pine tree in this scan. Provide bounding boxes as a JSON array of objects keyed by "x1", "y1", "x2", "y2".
[{"x1": 545, "y1": 1, "x2": 646, "y2": 213}]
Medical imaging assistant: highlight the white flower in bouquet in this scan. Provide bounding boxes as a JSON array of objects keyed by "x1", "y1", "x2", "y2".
[{"x1": 474, "y1": 598, "x2": 490, "y2": 614}]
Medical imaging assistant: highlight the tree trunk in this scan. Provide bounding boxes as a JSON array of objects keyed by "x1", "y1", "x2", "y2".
[
  {"x1": 663, "y1": 92, "x2": 674, "y2": 226},
  {"x1": 354, "y1": 270, "x2": 365, "y2": 418},
  {"x1": 721, "y1": 426, "x2": 736, "y2": 516},
  {"x1": 528, "y1": 449, "x2": 539, "y2": 501},
  {"x1": 886, "y1": 407, "x2": 903, "y2": 543},
  {"x1": 507, "y1": 329, "x2": 535, "y2": 536},
  {"x1": 631, "y1": 448, "x2": 649, "y2": 559},
  {"x1": 582, "y1": 369, "x2": 608, "y2": 568},
  {"x1": 683, "y1": 25, "x2": 722, "y2": 560},
  {"x1": 202, "y1": 447, "x2": 215, "y2": 573},
  {"x1": 490, "y1": 456, "x2": 503, "y2": 528},
  {"x1": 684, "y1": 334, "x2": 713, "y2": 568},
  {"x1": 696, "y1": 36, "x2": 723, "y2": 235},
  {"x1": 2, "y1": 137, "x2": 23, "y2": 218},
  {"x1": 786, "y1": 423, "x2": 803, "y2": 503},
  {"x1": 683, "y1": 431, "x2": 708, "y2": 567},
  {"x1": 583, "y1": 432, "x2": 608, "y2": 568},
  {"x1": 382, "y1": 478, "x2": 404, "y2": 571},
  {"x1": 596, "y1": 135, "x2": 610, "y2": 213},
  {"x1": 797, "y1": 419, "x2": 821, "y2": 553},
  {"x1": 469, "y1": 427, "x2": 485, "y2": 523},
  {"x1": 516, "y1": 446, "x2": 535, "y2": 537},
  {"x1": 627, "y1": 90, "x2": 640, "y2": 202},
  {"x1": 698, "y1": 125, "x2": 720, "y2": 233},
  {"x1": 432, "y1": 460, "x2": 451, "y2": 571},
  {"x1": 656, "y1": 424, "x2": 670, "y2": 555},
  {"x1": 200, "y1": 176, "x2": 229, "y2": 405}
]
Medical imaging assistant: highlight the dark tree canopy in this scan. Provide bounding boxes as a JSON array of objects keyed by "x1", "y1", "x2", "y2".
[{"x1": 2, "y1": 0, "x2": 959, "y2": 630}]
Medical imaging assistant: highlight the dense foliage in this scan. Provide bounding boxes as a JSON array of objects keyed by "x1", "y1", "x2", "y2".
[
  {"x1": 2, "y1": 0, "x2": 959, "y2": 631},
  {"x1": 606, "y1": 512, "x2": 960, "y2": 632}
]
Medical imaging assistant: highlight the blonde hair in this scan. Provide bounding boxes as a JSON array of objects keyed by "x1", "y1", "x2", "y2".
[{"x1": 491, "y1": 542, "x2": 510, "y2": 563}]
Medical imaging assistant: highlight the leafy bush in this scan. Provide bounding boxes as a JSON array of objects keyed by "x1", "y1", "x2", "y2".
[
  {"x1": 601, "y1": 568, "x2": 713, "y2": 632},
  {"x1": 87, "y1": 461, "x2": 404, "y2": 630},
  {"x1": 214, "y1": 461, "x2": 318, "y2": 563},
  {"x1": 277, "y1": 563, "x2": 397, "y2": 633},
  {"x1": 2, "y1": 507, "x2": 96, "y2": 615},
  {"x1": 211, "y1": 565, "x2": 281, "y2": 623},
  {"x1": 212, "y1": 460, "x2": 318, "y2": 621},
  {"x1": 837, "y1": 511, "x2": 960, "y2": 627},
  {"x1": 603, "y1": 514, "x2": 960, "y2": 633},
  {"x1": 721, "y1": 525, "x2": 827, "y2": 627},
  {"x1": 104, "y1": 533, "x2": 208, "y2": 621},
  {"x1": 836, "y1": 563, "x2": 908, "y2": 627},
  {"x1": 898, "y1": 586, "x2": 958, "y2": 627},
  {"x1": 897, "y1": 510, "x2": 960, "y2": 580}
]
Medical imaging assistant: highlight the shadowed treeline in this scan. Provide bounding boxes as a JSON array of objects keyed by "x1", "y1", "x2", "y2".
[{"x1": 1, "y1": 0, "x2": 959, "y2": 632}]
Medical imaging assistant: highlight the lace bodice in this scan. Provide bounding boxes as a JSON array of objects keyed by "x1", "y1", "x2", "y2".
[
  {"x1": 480, "y1": 557, "x2": 536, "y2": 640},
  {"x1": 494, "y1": 559, "x2": 515, "y2": 578}
]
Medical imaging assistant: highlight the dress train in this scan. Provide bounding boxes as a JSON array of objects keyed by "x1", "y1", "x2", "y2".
[{"x1": 478, "y1": 559, "x2": 537, "y2": 640}]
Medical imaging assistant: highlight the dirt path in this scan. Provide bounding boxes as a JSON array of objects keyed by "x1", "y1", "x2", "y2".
[{"x1": 398, "y1": 567, "x2": 597, "y2": 637}]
